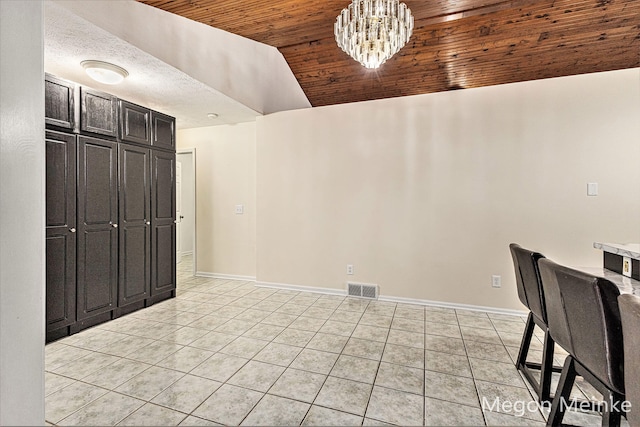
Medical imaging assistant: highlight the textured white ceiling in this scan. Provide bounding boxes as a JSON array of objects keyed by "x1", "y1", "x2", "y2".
[{"x1": 44, "y1": 0, "x2": 311, "y2": 129}]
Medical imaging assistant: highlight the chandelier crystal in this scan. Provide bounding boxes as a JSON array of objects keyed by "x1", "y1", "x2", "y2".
[{"x1": 334, "y1": 0, "x2": 414, "y2": 69}]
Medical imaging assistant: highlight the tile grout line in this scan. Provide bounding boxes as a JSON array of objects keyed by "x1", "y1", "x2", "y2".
[{"x1": 457, "y1": 309, "x2": 490, "y2": 427}]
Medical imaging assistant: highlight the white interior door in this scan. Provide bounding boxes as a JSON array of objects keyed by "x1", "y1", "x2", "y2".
[{"x1": 176, "y1": 161, "x2": 182, "y2": 264}]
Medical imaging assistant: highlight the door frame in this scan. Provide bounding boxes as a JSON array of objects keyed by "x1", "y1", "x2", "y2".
[
  {"x1": 176, "y1": 160, "x2": 182, "y2": 265},
  {"x1": 177, "y1": 148, "x2": 197, "y2": 277}
]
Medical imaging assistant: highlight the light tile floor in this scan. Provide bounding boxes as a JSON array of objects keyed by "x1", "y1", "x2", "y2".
[{"x1": 45, "y1": 256, "x2": 620, "y2": 426}]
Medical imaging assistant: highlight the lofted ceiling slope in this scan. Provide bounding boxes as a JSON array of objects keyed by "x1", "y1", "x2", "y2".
[{"x1": 140, "y1": 0, "x2": 640, "y2": 107}]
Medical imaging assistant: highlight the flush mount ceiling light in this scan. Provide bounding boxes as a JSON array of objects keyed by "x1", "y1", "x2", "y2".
[
  {"x1": 335, "y1": 0, "x2": 414, "y2": 69},
  {"x1": 81, "y1": 60, "x2": 129, "y2": 85}
]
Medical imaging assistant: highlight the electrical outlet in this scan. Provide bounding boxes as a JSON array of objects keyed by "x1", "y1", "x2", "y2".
[
  {"x1": 492, "y1": 275, "x2": 501, "y2": 288},
  {"x1": 235, "y1": 204, "x2": 244, "y2": 214},
  {"x1": 622, "y1": 257, "x2": 632, "y2": 277},
  {"x1": 347, "y1": 264, "x2": 354, "y2": 275}
]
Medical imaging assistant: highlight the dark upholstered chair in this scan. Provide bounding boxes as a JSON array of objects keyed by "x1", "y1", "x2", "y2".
[
  {"x1": 619, "y1": 294, "x2": 640, "y2": 427},
  {"x1": 538, "y1": 258, "x2": 625, "y2": 427},
  {"x1": 510, "y1": 243, "x2": 559, "y2": 402}
]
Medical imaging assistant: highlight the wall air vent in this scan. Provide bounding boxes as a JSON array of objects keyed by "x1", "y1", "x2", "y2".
[{"x1": 347, "y1": 282, "x2": 379, "y2": 299}]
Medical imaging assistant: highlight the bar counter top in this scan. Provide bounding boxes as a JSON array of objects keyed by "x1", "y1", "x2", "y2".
[
  {"x1": 593, "y1": 242, "x2": 640, "y2": 261},
  {"x1": 578, "y1": 266, "x2": 640, "y2": 296}
]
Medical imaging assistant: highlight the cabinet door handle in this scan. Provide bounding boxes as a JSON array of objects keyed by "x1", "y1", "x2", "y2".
[
  {"x1": 69, "y1": 228, "x2": 76, "y2": 233},
  {"x1": 111, "y1": 223, "x2": 118, "y2": 228},
  {"x1": 146, "y1": 221, "x2": 151, "y2": 225}
]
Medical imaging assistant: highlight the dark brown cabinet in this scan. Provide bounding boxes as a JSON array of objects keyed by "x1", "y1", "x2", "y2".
[
  {"x1": 77, "y1": 136, "x2": 119, "y2": 322},
  {"x1": 119, "y1": 144, "x2": 151, "y2": 306},
  {"x1": 45, "y1": 75, "x2": 176, "y2": 341},
  {"x1": 45, "y1": 75, "x2": 76, "y2": 130},
  {"x1": 151, "y1": 111, "x2": 175, "y2": 151},
  {"x1": 81, "y1": 87, "x2": 118, "y2": 138},
  {"x1": 119, "y1": 100, "x2": 150, "y2": 145},
  {"x1": 151, "y1": 150, "x2": 177, "y2": 297},
  {"x1": 45, "y1": 131, "x2": 76, "y2": 332}
]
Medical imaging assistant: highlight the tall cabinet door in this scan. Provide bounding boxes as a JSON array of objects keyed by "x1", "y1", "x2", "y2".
[
  {"x1": 119, "y1": 144, "x2": 151, "y2": 306},
  {"x1": 45, "y1": 131, "x2": 76, "y2": 331},
  {"x1": 77, "y1": 136, "x2": 118, "y2": 320},
  {"x1": 151, "y1": 150, "x2": 177, "y2": 296}
]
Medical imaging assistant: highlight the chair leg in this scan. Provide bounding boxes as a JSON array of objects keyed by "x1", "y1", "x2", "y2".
[
  {"x1": 539, "y1": 331, "x2": 555, "y2": 403},
  {"x1": 517, "y1": 313, "x2": 556, "y2": 403},
  {"x1": 517, "y1": 312, "x2": 535, "y2": 370},
  {"x1": 547, "y1": 356, "x2": 577, "y2": 427},
  {"x1": 601, "y1": 390, "x2": 622, "y2": 427}
]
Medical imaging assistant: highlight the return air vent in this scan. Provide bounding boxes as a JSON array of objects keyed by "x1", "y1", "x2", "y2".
[{"x1": 347, "y1": 282, "x2": 379, "y2": 299}]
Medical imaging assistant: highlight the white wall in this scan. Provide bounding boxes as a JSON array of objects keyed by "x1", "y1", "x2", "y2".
[
  {"x1": 177, "y1": 152, "x2": 195, "y2": 255},
  {"x1": 0, "y1": 1, "x2": 46, "y2": 424},
  {"x1": 177, "y1": 70, "x2": 639, "y2": 311},
  {"x1": 256, "y1": 69, "x2": 640, "y2": 311},
  {"x1": 177, "y1": 123, "x2": 257, "y2": 279}
]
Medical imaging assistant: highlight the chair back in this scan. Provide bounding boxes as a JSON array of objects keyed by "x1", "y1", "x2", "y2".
[
  {"x1": 619, "y1": 294, "x2": 640, "y2": 426},
  {"x1": 538, "y1": 258, "x2": 624, "y2": 394},
  {"x1": 510, "y1": 243, "x2": 547, "y2": 323}
]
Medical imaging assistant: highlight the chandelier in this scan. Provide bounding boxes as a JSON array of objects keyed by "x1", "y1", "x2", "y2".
[{"x1": 334, "y1": 0, "x2": 414, "y2": 69}]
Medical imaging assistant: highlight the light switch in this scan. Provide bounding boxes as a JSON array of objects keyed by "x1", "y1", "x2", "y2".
[
  {"x1": 587, "y1": 183, "x2": 598, "y2": 196},
  {"x1": 235, "y1": 204, "x2": 244, "y2": 214}
]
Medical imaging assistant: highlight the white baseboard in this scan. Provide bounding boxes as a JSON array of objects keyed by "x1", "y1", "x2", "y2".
[
  {"x1": 378, "y1": 294, "x2": 528, "y2": 317},
  {"x1": 195, "y1": 271, "x2": 256, "y2": 282},
  {"x1": 256, "y1": 281, "x2": 347, "y2": 296},
  {"x1": 255, "y1": 280, "x2": 527, "y2": 317}
]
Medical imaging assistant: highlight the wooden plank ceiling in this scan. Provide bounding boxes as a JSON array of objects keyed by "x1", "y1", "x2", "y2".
[{"x1": 140, "y1": 0, "x2": 640, "y2": 107}]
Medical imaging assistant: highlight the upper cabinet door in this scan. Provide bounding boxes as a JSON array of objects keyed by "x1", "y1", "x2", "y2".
[
  {"x1": 80, "y1": 87, "x2": 118, "y2": 137},
  {"x1": 119, "y1": 100, "x2": 151, "y2": 145},
  {"x1": 151, "y1": 111, "x2": 175, "y2": 151},
  {"x1": 45, "y1": 74, "x2": 76, "y2": 130}
]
